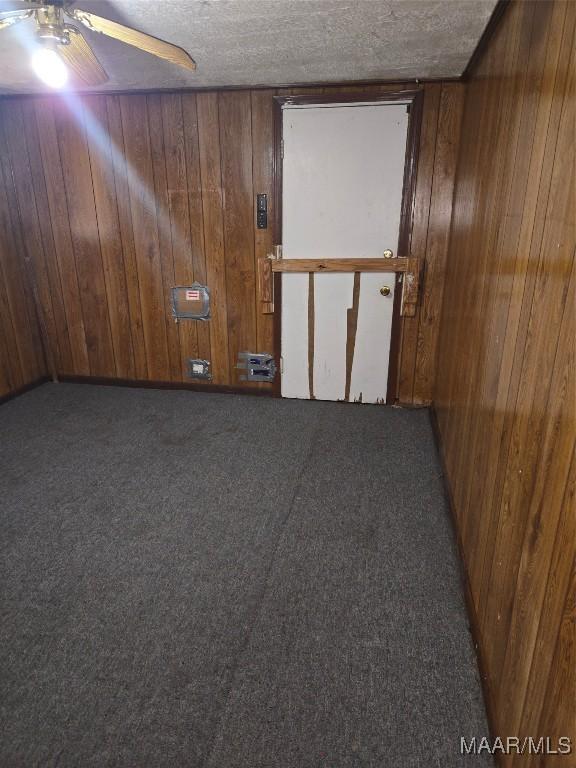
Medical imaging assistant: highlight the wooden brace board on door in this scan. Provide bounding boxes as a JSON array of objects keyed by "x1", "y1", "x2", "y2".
[{"x1": 259, "y1": 254, "x2": 421, "y2": 317}]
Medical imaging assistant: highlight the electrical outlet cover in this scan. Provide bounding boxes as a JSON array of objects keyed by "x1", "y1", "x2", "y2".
[{"x1": 187, "y1": 359, "x2": 212, "y2": 380}]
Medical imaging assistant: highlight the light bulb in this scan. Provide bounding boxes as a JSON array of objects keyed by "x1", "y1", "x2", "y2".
[{"x1": 32, "y1": 48, "x2": 68, "y2": 89}]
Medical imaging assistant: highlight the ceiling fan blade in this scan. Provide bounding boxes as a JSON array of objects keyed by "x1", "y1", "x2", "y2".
[
  {"x1": 67, "y1": 8, "x2": 196, "y2": 70},
  {"x1": 58, "y1": 27, "x2": 108, "y2": 86},
  {"x1": 0, "y1": 9, "x2": 31, "y2": 30}
]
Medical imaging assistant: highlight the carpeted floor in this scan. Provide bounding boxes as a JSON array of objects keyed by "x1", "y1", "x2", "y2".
[{"x1": 0, "y1": 383, "x2": 491, "y2": 768}]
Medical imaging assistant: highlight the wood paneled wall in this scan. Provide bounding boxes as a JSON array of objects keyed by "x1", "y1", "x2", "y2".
[
  {"x1": 0, "y1": 117, "x2": 46, "y2": 399},
  {"x1": 434, "y1": 0, "x2": 575, "y2": 759},
  {"x1": 0, "y1": 81, "x2": 462, "y2": 402}
]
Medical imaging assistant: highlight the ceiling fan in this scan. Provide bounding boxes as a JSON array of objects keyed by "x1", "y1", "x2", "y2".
[{"x1": 0, "y1": 0, "x2": 196, "y2": 88}]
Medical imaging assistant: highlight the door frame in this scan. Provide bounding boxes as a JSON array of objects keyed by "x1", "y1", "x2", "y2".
[{"x1": 271, "y1": 89, "x2": 424, "y2": 403}]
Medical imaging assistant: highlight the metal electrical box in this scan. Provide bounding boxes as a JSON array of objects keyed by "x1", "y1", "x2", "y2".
[
  {"x1": 187, "y1": 359, "x2": 212, "y2": 380},
  {"x1": 236, "y1": 352, "x2": 276, "y2": 382},
  {"x1": 171, "y1": 284, "x2": 210, "y2": 321}
]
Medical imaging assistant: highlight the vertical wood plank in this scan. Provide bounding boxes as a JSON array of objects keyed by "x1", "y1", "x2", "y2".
[
  {"x1": 470, "y1": 0, "x2": 568, "y2": 605},
  {"x1": 456, "y1": 0, "x2": 539, "y2": 596},
  {"x1": 83, "y1": 95, "x2": 135, "y2": 379},
  {"x1": 397, "y1": 83, "x2": 441, "y2": 402},
  {"x1": 104, "y1": 94, "x2": 148, "y2": 380},
  {"x1": 196, "y1": 92, "x2": 230, "y2": 385},
  {"x1": 497, "y1": 257, "x2": 575, "y2": 736},
  {"x1": 250, "y1": 89, "x2": 276, "y2": 362},
  {"x1": 0, "y1": 103, "x2": 48, "y2": 383},
  {"x1": 147, "y1": 93, "x2": 184, "y2": 381},
  {"x1": 0, "y1": 301, "x2": 17, "y2": 396},
  {"x1": 482, "y1": 14, "x2": 574, "y2": 681},
  {"x1": 53, "y1": 100, "x2": 115, "y2": 376},
  {"x1": 218, "y1": 91, "x2": 258, "y2": 384},
  {"x1": 0, "y1": 168, "x2": 26, "y2": 392},
  {"x1": 518, "y1": 449, "x2": 575, "y2": 767},
  {"x1": 533, "y1": 570, "x2": 576, "y2": 767},
  {"x1": 119, "y1": 94, "x2": 170, "y2": 380},
  {"x1": 19, "y1": 99, "x2": 71, "y2": 375},
  {"x1": 412, "y1": 83, "x2": 464, "y2": 403},
  {"x1": 181, "y1": 93, "x2": 211, "y2": 367},
  {"x1": 34, "y1": 98, "x2": 90, "y2": 375}
]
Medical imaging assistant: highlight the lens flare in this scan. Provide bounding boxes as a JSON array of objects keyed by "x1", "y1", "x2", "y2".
[{"x1": 32, "y1": 48, "x2": 68, "y2": 89}]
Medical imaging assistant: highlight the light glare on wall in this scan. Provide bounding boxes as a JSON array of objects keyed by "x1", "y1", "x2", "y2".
[{"x1": 32, "y1": 48, "x2": 68, "y2": 89}]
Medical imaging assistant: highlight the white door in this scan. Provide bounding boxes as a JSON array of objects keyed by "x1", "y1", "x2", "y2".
[{"x1": 281, "y1": 102, "x2": 409, "y2": 403}]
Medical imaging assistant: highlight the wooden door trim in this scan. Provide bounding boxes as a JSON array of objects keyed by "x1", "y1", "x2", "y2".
[
  {"x1": 272, "y1": 89, "x2": 424, "y2": 402},
  {"x1": 388, "y1": 89, "x2": 424, "y2": 402}
]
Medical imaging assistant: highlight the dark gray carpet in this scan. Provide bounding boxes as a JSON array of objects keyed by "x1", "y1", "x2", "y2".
[{"x1": 0, "y1": 383, "x2": 491, "y2": 768}]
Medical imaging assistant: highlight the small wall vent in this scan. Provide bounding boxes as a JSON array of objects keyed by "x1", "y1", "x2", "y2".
[
  {"x1": 171, "y1": 284, "x2": 210, "y2": 321},
  {"x1": 236, "y1": 352, "x2": 276, "y2": 382}
]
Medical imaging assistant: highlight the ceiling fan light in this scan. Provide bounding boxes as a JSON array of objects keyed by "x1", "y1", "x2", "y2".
[{"x1": 32, "y1": 47, "x2": 68, "y2": 89}]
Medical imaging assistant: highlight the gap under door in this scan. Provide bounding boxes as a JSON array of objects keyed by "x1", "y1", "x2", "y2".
[{"x1": 280, "y1": 100, "x2": 410, "y2": 403}]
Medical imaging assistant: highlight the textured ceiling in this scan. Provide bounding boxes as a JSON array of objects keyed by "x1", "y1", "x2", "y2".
[{"x1": 0, "y1": 0, "x2": 498, "y2": 94}]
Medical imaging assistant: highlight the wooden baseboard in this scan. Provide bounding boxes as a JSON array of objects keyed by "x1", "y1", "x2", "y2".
[
  {"x1": 428, "y1": 406, "x2": 502, "y2": 765},
  {"x1": 57, "y1": 374, "x2": 276, "y2": 398},
  {"x1": 0, "y1": 376, "x2": 50, "y2": 407},
  {"x1": 5, "y1": 374, "x2": 430, "y2": 406}
]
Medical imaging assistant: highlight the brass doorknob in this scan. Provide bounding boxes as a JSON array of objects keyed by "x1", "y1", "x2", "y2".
[{"x1": 380, "y1": 286, "x2": 391, "y2": 297}]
